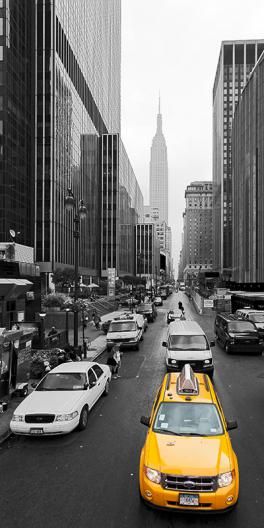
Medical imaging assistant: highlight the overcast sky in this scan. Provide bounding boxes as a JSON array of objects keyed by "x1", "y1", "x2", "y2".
[{"x1": 121, "y1": 0, "x2": 264, "y2": 274}]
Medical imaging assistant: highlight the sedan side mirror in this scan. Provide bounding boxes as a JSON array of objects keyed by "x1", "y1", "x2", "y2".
[
  {"x1": 210, "y1": 340, "x2": 215, "y2": 347},
  {"x1": 31, "y1": 382, "x2": 37, "y2": 389},
  {"x1": 140, "y1": 416, "x2": 150, "y2": 427},
  {"x1": 83, "y1": 382, "x2": 89, "y2": 390},
  {"x1": 162, "y1": 341, "x2": 167, "y2": 347},
  {"x1": 226, "y1": 420, "x2": 238, "y2": 431},
  {"x1": 89, "y1": 381, "x2": 97, "y2": 389}
]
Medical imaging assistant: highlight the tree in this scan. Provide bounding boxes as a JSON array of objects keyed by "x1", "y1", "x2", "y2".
[{"x1": 52, "y1": 268, "x2": 75, "y2": 292}]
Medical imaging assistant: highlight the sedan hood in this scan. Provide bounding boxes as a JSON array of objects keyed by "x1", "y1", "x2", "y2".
[
  {"x1": 14, "y1": 391, "x2": 84, "y2": 415},
  {"x1": 145, "y1": 434, "x2": 231, "y2": 476}
]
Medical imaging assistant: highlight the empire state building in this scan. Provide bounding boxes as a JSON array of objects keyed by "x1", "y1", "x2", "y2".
[{"x1": 149, "y1": 99, "x2": 168, "y2": 224}]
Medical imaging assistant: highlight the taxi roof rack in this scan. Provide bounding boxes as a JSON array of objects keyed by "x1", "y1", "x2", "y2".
[{"x1": 176, "y1": 364, "x2": 199, "y2": 395}]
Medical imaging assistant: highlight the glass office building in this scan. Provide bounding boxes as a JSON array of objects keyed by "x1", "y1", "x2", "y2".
[
  {"x1": 232, "y1": 52, "x2": 264, "y2": 283},
  {"x1": 34, "y1": 0, "x2": 121, "y2": 282},
  {"x1": 213, "y1": 40, "x2": 264, "y2": 278},
  {"x1": 100, "y1": 135, "x2": 144, "y2": 277},
  {"x1": 0, "y1": 0, "x2": 35, "y2": 246}
]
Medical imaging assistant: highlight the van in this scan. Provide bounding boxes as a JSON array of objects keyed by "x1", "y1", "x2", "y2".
[
  {"x1": 106, "y1": 314, "x2": 143, "y2": 351},
  {"x1": 162, "y1": 320, "x2": 214, "y2": 377},
  {"x1": 214, "y1": 313, "x2": 264, "y2": 355}
]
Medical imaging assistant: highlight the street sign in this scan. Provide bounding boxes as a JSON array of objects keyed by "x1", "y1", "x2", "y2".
[{"x1": 204, "y1": 299, "x2": 214, "y2": 308}]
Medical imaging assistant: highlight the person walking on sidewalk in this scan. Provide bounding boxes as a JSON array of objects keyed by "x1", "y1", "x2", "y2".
[{"x1": 107, "y1": 344, "x2": 122, "y2": 379}]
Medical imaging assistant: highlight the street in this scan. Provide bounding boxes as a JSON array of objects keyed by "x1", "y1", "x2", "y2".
[{"x1": 1, "y1": 292, "x2": 264, "y2": 528}]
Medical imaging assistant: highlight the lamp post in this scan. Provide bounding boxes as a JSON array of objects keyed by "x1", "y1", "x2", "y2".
[
  {"x1": 38, "y1": 313, "x2": 46, "y2": 349},
  {"x1": 65, "y1": 188, "x2": 87, "y2": 350},
  {"x1": 65, "y1": 308, "x2": 70, "y2": 344},
  {"x1": 137, "y1": 252, "x2": 143, "y2": 302}
]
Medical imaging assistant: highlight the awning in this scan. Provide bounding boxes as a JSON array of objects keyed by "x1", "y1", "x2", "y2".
[{"x1": 0, "y1": 279, "x2": 33, "y2": 299}]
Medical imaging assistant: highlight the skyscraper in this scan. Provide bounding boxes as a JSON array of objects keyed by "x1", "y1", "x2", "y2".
[
  {"x1": 213, "y1": 40, "x2": 264, "y2": 278},
  {"x1": 149, "y1": 97, "x2": 168, "y2": 224}
]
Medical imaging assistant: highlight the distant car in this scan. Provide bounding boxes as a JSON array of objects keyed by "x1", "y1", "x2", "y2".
[
  {"x1": 119, "y1": 296, "x2": 139, "y2": 307},
  {"x1": 136, "y1": 303, "x2": 157, "y2": 322},
  {"x1": 154, "y1": 296, "x2": 163, "y2": 306},
  {"x1": 10, "y1": 362, "x2": 111, "y2": 436},
  {"x1": 167, "y1": 309, "x2": 183, "y2": 324}
]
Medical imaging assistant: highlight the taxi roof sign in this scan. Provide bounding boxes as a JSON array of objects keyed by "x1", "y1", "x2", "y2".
[{"x1": 176, "y1": 364, "x2": 199, "y2": 395}]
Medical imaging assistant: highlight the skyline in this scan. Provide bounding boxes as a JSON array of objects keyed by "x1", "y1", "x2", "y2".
[{"x1": 121, "y1": 0, "x2": 264, "y2": 272}]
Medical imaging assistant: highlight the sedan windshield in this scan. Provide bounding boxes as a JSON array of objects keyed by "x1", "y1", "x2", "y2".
[
  {"x1": 168, "y1": 335, "x2": 209, "y2": 351},
  {"x1": 228, "y1": 322, "x2": 257, "y2": 332},
  {"x1": 36, "y1": 372, "x2": 87, "y2": 391},
  {"x1": 109, "y1": 322, "x2": 137, "y2": 332},
  {"x1": 153, "y1": 402, "x2": 223, "y2": 436}
]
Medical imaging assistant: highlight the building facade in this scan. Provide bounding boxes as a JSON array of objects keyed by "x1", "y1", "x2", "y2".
[
  {"x1": 100, "y1": 135, "x2": 143, "y2": 278},
  {"x1": 0, "y1": 0, "x2": 35, "y2": 246},
  {"x1": 181, "y1": 181, "x2": 213, "y2": 280},
  {"x1": 232, "y1": 52, "x2": 264, "y2": 283},
  {"x1": 213, "y1": 40, "x2": 264, "y2": 278},
  {"x1": 135, "y1": 223, "x2": 160, "y2": 280},
  {"x1": 149, "y1": 98, "x2": 168, "y2": 225}
]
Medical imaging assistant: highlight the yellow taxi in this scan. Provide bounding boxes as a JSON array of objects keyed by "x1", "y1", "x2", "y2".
[{"x1": 139, "y1": 364, "x2": 239, "y2": 512}]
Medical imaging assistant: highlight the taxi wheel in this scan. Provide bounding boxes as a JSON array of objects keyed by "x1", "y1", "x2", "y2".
[
  {"x1": 103, "y1": 379, "x2": 110, "y2": 396},
  {"x1": 78, "y1": 406, "x2": 89, "y2": 431}
]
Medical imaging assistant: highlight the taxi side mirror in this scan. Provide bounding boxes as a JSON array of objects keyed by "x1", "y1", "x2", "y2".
[
  {"x1": 140, "y1": 416, "x2": 150, "y2": 427},
  {"x1": 226, "y1": 420, "x2": 238, "y2": 431},
  {"x1": 162, "y1": 341, "x2": 167, "y2": 347}
]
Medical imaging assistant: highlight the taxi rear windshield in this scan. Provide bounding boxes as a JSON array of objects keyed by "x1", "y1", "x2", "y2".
[
  {"x1": 228, "y1": 321, "x2": 257, "y2": 332},
  {"x1": 109, "y1": 321, "x2": 137, "y2": 332},
  {"x1": 153, "y1": 402, "x2": 223, "y2": 436},
  {"x1": 168, "y1": 335, "x2": 209, "y2": 351}
]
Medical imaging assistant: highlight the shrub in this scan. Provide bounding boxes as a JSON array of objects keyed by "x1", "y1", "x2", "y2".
[
  {"x1": 42, "y1": 293, "x2": 66, "y2": 309},
  {"x1": 30, "y1": 358, "x2": 46, "y2": 379}
]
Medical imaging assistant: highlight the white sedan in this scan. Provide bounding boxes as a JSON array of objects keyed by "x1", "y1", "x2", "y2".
[{"x1": 10, "y1": 361, "x2": 111, "y2": 436}]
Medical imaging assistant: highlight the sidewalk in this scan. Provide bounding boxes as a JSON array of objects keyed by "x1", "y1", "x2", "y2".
[{"x1": 0, "y1": 309, "x2": 122, "y2": 445}]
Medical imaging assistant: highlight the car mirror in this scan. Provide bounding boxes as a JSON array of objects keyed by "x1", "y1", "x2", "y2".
[
  {"x1": 89, "y1": 381, "x2": 97, "y2": 389},
  {"x1": 140, "y1": 416, "x2": 150, "y2": 427},
  {"x1": 83, "y1": 382, "x2": 89, "y2": 390},
  {"x1": 210, "y1": 340, "x2": 215, "y2": 347},
  {"x1": 31, "y1": 382, "x2": 37, "y2": 389},
  {"x1": 162, "y1": 341, "x2": 167, "y2": 347},
  {"x1": 226, "y1": 420, "x2": 238, "y2": 431}
]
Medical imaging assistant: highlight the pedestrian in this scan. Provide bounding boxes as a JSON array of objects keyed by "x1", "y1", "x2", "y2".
[
  {"x1": 48, "y1": 326, "x2": 57, "y2": 336},
  {"x1": 107, "y1": 344, "x2": 122, "y2": 379},
  {"x1": 178, "y1": 301, "x2": 185, "y2": 315}
]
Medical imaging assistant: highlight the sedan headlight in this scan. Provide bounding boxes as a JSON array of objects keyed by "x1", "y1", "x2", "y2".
[
  {"x1": 218, "y1": 471, "x2": 233, "y2": 488},
  {"x1": 55, "y1": 411, "x2": 78, "y2": 422},
  {"x1": 12, "y1": 414, "x2": 25, "y2": 422},
  {"x1": 144, "y1": 466, "x2": 161, "y2": 484},
  {"x1": 170, "y1": 360, "x2": 178, "y2": 365}
]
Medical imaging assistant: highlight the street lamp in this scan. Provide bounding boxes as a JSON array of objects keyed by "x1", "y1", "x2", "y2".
[
  {"x1": 65, "y1": 308, "x2": 70, "y2": 344},
  {"x1": 38, "y1": 313, "x2": 47, "y2": 349},
  {"x1": 65, "y1": 188, "x2": 87, "y2": 350}
]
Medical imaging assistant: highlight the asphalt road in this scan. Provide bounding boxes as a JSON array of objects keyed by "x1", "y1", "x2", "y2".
[{"x1": 1, "y1": 292, "x2": 264, "y2": 528}]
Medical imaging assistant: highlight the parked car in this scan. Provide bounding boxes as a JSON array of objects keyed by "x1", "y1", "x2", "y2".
[
  {"x1": 154, "y1": 296, "x2": 163, "y2": 306},
  {"x1": 10, "y1": 362, "x2": 111, "y2": 436}
]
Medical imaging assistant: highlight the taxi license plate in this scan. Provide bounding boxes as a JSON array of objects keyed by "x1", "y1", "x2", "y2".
[
  {"x1": 30, "y1": 428, "x2": 43, "y2": 435},
  {"x1": 179, "y1": 494, "x2": 199, "y2": 506}
]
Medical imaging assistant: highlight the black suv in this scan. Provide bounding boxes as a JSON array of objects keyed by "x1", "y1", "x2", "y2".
[{"x1": 214, "y1": 313, "x2": 264, "y2": 355}]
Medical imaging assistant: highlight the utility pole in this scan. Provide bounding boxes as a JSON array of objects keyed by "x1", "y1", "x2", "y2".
[{"x1": 155, "y1": 266, "x2": 158, "y2": 295}]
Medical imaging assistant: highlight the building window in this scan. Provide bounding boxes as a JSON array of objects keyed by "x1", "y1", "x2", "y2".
[{"x1": 0, "y1": 46, "x2": 3, "y2": 60}]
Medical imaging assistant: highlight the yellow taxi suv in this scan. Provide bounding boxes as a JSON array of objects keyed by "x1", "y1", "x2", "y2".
[{"x1": 139, "y1": 364, "x2": 239, "y2": 513}]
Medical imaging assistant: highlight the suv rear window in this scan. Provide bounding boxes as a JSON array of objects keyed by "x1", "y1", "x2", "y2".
[
  {"x1": 109, "y1": 321, "x2": 137, "y2": 332},
  {"x1": 168, "y1": 335, "x2": 209, "y2": 351},
  {"x1": 228, "y1": 321, "x2": 257, "y2": 332}
]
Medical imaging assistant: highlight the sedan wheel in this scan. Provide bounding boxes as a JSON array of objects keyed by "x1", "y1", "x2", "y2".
[
  {"x1": 103, "y1": 379, "x2": 110, "y2": 396},
  {"x1": 78, "y1": 406, "x2": 89, "y2": 431}
]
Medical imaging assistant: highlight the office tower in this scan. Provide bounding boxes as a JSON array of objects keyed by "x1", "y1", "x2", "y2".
[
  {"x1": 135, "y1": 223, "x2": 160, "y2": 279},
  {"x1": 0, "y1": 0, "x2": 35, "y2": 246},
  {"x1": 149, "y1": 97, "x2": 168, "y2": 224},
  {"x1": 232, "y1": 52, "x2": 264, "y2": 283},
  {"x1": 213, "y1": 40, "x2": 264, "y2": 278},
  {"x1": 100, "y1": 135, "x2": 143, "y2": 277},
  {"x1": 181, "y1": 181, "x2": 213, "y2": 279}
]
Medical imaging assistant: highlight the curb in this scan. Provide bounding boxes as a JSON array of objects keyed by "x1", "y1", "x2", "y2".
[{"x1": 0, "y1": 428, "x2": 11, "y2": 445}]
